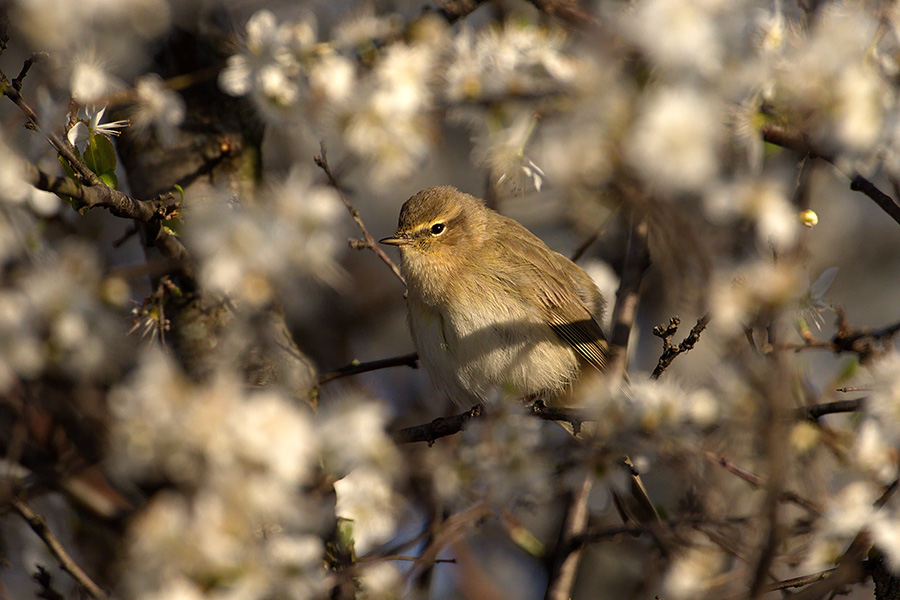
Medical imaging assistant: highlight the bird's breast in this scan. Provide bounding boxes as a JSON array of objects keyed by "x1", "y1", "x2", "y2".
[{"x1": 407, "y1": 287, "x2": 580, "y2": 406}]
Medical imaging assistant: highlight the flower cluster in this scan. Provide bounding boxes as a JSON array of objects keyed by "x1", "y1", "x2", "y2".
[
  {"x1": 110, "y1": 350, "x2": 402, "y2": 599},
  {"x1": 186, "y1": 167, "x2": 345, "y2": 307}
]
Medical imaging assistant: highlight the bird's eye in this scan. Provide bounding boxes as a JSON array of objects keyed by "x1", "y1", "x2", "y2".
[{"x1": 430, "y1": 222, "x2": 445, "y2": 235}]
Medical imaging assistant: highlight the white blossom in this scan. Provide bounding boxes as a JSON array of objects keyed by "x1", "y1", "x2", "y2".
[
  {"x1": 130, "y1": 74, "x2": 185, "y2": 146},
  {"x1": 335, "y1": 467, "x2": 404, "y2": 554},
  {"x1": 626, "y1": 86, "x2": 723, "y2": 194}
]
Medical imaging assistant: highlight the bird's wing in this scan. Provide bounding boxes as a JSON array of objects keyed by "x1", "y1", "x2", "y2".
[{"x1": 495, "y1": 217, "x2": 609, "y2": 372}]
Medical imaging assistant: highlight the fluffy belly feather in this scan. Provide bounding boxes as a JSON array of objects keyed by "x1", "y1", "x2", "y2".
[{"x1": 409, "y1": 297, "x2": 579, "y2": 407}]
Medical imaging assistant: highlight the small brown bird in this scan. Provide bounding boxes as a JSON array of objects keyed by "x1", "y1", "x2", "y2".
[{"x1": 380, "y1": 186, "x2": 609, "y2": 408}]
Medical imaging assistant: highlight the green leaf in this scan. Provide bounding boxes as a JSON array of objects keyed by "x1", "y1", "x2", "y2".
[
  {"x1": 99, "y1": 172, "x2": 118, "y2": 189},
  {"x1": 84, "y1": 133, "x2": 117, "y2": 176},
  {"x1": 58, "y1": 151, "x2": 79, "y2": 179}
]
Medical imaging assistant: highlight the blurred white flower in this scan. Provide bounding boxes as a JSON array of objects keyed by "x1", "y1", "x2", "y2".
[
  {"x1": 609, "y1": 379, "x2": 720, "y2": 434},
  {"x1": 71, "y1": 56, "x2": 121, "y2": 104},
  {"x1": 663, "y1": 541, "x2": 725, "y2": 600},
  {"x1": 0, "y1": 140, "x2": 35, "y2": 205},
  {"x1": 130, "y1": 74, "x2": 185, "y2": 147},
  {"x1": 335, "y1": 467, "x2": 403, "y2": 554},
  {"x1": 804, "y1": 480, "x2": 881, "y2": 573},
  {"x1": 704, "y1": 177, "x2": 798, "y2": 250},
  {"x1": 853, "y1": 420, "x2": 899, "y2": 484},
  {"x1": 0, "y1": 134, "x2": 60, "y2": 212},
  {"x1": 864, "y1": 352, "x2": 900, "y2": 434},
  {"x1": 582, "y1": 259, "x2": 617, "y2": 329},
  {"x1": 319, "y1": 398, "x2": 399, "y2": 477},
  {"x1": 712, "y1": 261, "x2": 803, "y2": 334},
  {"x1": 308, "y1": 51, "x2": 356, "y2": 105},
  {"x1": 871, "y1": 514, "x2": 900, "y2": 572},
  {"x1": 0, "y1": 241, "x2": 124, "y2": 383},
  {"x1": 625, "y1": 0, "x2": 725, "y2": 77},
  {"x1": 445, "y1": 21, "x2": 575, "y2": 102},
  {"x1": 342, "y1": 41, "x2": 437, "y2": 187},
  {"x1": 769, "y1": 5, "x2": 887, "y2": 155},
  {"x1": 472, "y1": 111, "x2": 545, "y2": 192},
  {"x1": 626, "y1": 86, "x2": 722, "y2": 194},
  {"x1": 852, "y1": 352, "x2": 900, "y2": 482},
  {"x1": 188, "y1": 169, "x2": 345, "y2": 304},
  {"x1": 358, "y1": 562, "x2": 402, "y2": 600},
  {"x1": 332, "y1": 4, "x2": 402, "y2": 50},
  {"x1": 219, "y1": 10, "x2": 308, "y2": 118},
  {"x1": 429, "y1": 410, "x2": 553, "y2": 510},
  {"x1": 111, "y1": 349, "x2": 329, "y2": 599}
]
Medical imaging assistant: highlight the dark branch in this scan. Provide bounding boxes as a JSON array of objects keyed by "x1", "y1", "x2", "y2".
[
  {"x1": 766, "y1": 568, "x2": 836, "y2": 591},
  {"x1": 761, "y1": 123, "x2": 900, "y2": 227},
  {"x1": 650, "y1": 314, "x2": 711, "y2": 379},
  {"x1": 434, "y1": 0, "x2": 490, "y2": 23},
  {"x1": 12, "y1": 52, "x2": 45, "y2": 91},
  {"x1": 529, "y1": 400, "x2": 588, "y2": 435},
  {"x1": 796, "y1": 398, "x2": 865, "y2": 422},
  {"x1": 318, "y1": 353, "x2": 419, "y2": 386},
  {"x1": 778, "y1": 309, "x2": 900, "y2": 363},
  {"x1": 392, "y1": 404, "x2": 483, "y2": 445}
]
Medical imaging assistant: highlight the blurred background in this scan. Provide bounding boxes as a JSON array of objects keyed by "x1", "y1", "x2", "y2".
[{"x1": 1, "y1": 0, "x2": 899, "y2": 599}]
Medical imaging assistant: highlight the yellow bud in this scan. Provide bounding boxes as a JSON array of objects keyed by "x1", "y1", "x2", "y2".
[{"x1": 799, "y1": 209, "x2": 818, "y2": 228}]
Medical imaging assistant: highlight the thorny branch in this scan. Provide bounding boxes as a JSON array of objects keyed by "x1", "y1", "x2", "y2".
[
  {"x1": 314, "y1": 143, "x2": 406, "y2": 286},
  {"x1": 393, "y1": 395, "x2": 866, "y2": 446}
]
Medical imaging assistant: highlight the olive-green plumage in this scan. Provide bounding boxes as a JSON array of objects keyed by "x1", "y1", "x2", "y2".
[{"x1": 381, "y1": 186, "x2": 608, "y2": 407}]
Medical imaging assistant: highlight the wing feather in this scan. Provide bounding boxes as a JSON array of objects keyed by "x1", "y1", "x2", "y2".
[{"x1": 488, "y1": 215, "x2": 609, "y2": 372}]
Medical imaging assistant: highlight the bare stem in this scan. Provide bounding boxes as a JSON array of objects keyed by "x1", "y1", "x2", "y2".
[
  {"x1": 11, "y1": 498, "x2": 109, "y2": 600},
  {"x1": 318, "y1": 352, "x2": 419, "y2": 385},
  {"x1": 314, "y1": 143, "x2": 406, "y2": 286}
]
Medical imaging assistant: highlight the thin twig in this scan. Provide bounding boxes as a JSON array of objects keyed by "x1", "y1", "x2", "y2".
[
  {"x1": 11, "y1": 498, "x2": 109, "y2": 600},
  {"x1": 762, "y1": 123, "x2": 900, "y2": 227},
  {"x1": 650, "y1": 313, "x2": 711, "y2": 379},
  {"x1": 608, "y1": 209, "x2": 651, "y2": 378},
  {"x1": 314, "y1": 143, "x2": 406, "y2": 285},
  {"x1": 544, "y1": 474, "x2": 594, "y2": 600},
  {"x1": 766, "y1": 568, "x2": 836, "y2": 591},
  {"x1": 569, "y1": 203, "x2": 620, "y2": 263},
  {"x1": 701, "y1": 449, "x2": 820, "y2": 515},
  {"x1": 836, "y1": 385, "x2": 871, "y2": 393},
  {"x1": 392, "y1": 404, "x2": 483, "y2": 444},
  {"x1": 318, "y1": 353, "x2": 419, "y2": 385},
  {"x1": 12, "y1": 52, "x2": 46, "y2": 91}
]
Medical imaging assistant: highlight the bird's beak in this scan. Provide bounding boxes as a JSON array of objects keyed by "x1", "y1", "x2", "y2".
[{"x1": 379, "y1": 234, "x2": 411, "y2": 246}]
